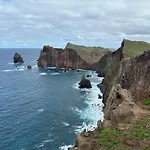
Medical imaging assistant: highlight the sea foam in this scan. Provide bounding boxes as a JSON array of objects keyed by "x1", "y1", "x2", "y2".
[
  {"x1": 59, "y1": 145, "x2": 74, "y2": 150},
  {"x1": 72, "y1": 71, "x2": 104, "y2": 133}
]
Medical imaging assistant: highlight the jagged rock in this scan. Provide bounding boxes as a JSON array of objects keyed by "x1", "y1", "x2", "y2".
[
  {"x1": 98, "y1": 94, "x2": 102, "y2": 99},
  {"x1": 27, "y1": 65, "x2": 32, "y2": 69},
  {"x1": 86, "y1": 75, "x2": 91, "y2": 78},
  {"x1": 37, "y1": 44, "x2": 110, "y2": 69},
  {"x1": 103, "y1": 51, "x2": 150, "y2": 127},
  {"x1": 78, "y1": 75, "x2": 92, "y2": 88},
  {"x1": 13, "y1": 53, "x2": 24, "y2": 63}
]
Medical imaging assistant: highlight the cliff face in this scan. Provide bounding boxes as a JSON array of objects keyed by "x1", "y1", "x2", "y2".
[
  {"x1": 95, "y1": 46, "x2": 123, "y2": 77},
  {"x1": 70, "y1": 40, "x2": 150, "y2": 150},
  {"x1": 103, "y1": 51, "x2": 150, "y2": 127},
  {"x1": 38, "y1": 46, "x2": 92, "y2": 69},
  {"x1": 38, "y1": 43, "x2": 110, "y2": 69}
]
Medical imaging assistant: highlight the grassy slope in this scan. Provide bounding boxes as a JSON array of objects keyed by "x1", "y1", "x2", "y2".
[
  {"x1": 65, "y1": 43, "x2": 111, "y2": 64},
  {"x1": 98, "y1": 117, "x2": 150, "y2": 150},
  {"x1": 124, "y1": 39, "x2": 150, "y2": 57}
]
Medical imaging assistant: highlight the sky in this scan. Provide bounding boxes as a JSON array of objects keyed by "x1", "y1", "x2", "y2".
[{"x1": 0, "y1": 0, "x2": 150, "y2": 48}]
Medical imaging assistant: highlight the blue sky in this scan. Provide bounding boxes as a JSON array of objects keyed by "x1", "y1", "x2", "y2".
[{"x1": 0, "y1": 0, "x2": 150, "y2": 48}]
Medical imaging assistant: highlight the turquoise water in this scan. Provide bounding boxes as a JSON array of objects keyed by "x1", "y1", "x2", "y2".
[{"x1": 0, "y1": 49, "x2": 103, "y2": 150}]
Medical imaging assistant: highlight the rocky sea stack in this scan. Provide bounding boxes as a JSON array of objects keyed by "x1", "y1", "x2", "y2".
[
  {"x1": 78, "y1": 75, "x2": 92, "y2": 89},
  {"x1": 13, "y1": 53, "x2": 24, "y2": 64}
]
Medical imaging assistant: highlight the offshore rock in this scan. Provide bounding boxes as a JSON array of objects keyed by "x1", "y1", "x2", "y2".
[
  {"x1": 13, "y1": 53, "x2": 24, "y2": 64},
  {"x1": 78, "y1": 75, "x2": 92, "y2": 88}
]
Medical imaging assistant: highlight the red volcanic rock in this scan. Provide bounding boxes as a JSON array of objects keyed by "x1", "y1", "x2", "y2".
[{"x1": 37, "y1": 44, "x2": 110, "y2": 70}]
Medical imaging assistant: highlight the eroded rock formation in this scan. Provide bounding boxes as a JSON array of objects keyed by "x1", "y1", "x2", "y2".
[
  {"x1": 103, "y1": 51, "x2": 150, "y2": 127},
  {"x1": 13, "y1": 53, "x2": 24, "y2": 63},
  {"x1": 38, "y1": 43, "x2": 110, "y2": 69},
  {"x1": 78, "y1": 75, "x2": 92, "y2": 88}
]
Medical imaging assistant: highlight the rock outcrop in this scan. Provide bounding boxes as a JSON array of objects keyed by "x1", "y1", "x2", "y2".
[
  {"x1": 78, "y1": 75, "x2": 92, "y2": 88},
  {"x1": 38, "y1": 43, "x2": 110, "y2": 69},
  {"x1": 13, "y1": 53, "x2": 24, "y2": 63}
]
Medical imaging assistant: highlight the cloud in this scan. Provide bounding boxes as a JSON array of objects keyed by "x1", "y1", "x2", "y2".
[{"x1": 0, "y1": 0, "x2": 150, "y2": 48}]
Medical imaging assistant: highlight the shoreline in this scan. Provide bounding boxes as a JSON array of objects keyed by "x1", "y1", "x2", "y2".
[{"x1": 60, "y1": 71, "x2": 104, "y2": 150}]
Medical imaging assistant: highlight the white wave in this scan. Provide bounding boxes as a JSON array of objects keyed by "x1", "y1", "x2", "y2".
[
  {"x1": 1, "y1": 68, "x2": 25, "y2": 72},
  {"x1": 72, "y1": 81, "x2": 79, "y2": 90},
  {"x1": 51, "y1": 72, "x2": 60, "y2": 76},
  {"x1": 2, "y1": 69, "x2": 12, "y2": 72},
  {"x1": 38, "y1": 109, "x2": 44, "y2": 112},
  {"x1": 47, "y1": 67, "x2": 56, "y2": 69},
  {"x1": 72, "y1": 71, "x2": 104, "y2": 133},
  {"x1": 62, "y1": 122, "x2": 70, "y2": 127},
  {"x1": 71, "y1": 107, "x2": 83, "y2": 115},
  {"x1": 59, "y1": 145, "x2": 74, "y2": 150},
  {"x1": 32, "y1": 65, "x2": 38, "y2": 68},
  {"x1": 75, "y1": 122, "x2": 96, "y2": 133},
  {"x1": 8, "y1": 62, "x2": 14, "y2": 65},
  {"x1": 39, "y1": 72, "x2": 47, "y2": 76},
  {"x1": 16, "y1": 68, "x2": 25, "y2": 71},
  {"x1": 35, "y1": 139, "x2": 53, "y2": 149}
]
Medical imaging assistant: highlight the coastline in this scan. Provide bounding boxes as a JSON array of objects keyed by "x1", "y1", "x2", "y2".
[{"x1": 60, "y1": 71, "x2": 104, "y2": 150}]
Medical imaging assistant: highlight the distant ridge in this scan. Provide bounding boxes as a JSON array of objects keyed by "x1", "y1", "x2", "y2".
[{"x1": 65, "y1": 43, "x2": 112, "y2": 64}]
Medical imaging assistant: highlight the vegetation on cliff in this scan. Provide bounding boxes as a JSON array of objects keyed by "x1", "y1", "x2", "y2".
[
  {"x1": 98, "y1": 117, "x2": 150, "y2": 150},
  {"x1": 123, "y1": 39, "x2": 150, "y2": 57},
  {"x1": 65, "y1": 43, "x2": 111, "y2": 64}
]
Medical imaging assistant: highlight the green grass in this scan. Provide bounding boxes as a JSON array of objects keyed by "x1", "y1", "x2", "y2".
[
  {"x1": 98, "y1": 128, "x2": 122, "y2": 148},
  {"x1": 143, "y1": 99, "x2": 150, "y2": 105},
  {"x1": 98, "y1": 118, "x2": 150, "y2": 149},
  {"x1": 130, "y1": 119, "x2": 150, "y2": 140},
  {"x1": 124, "y1": 39, "x2": 150, "y2": 57}
]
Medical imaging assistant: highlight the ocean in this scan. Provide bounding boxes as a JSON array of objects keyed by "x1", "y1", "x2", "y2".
[{"x1": 0, "y1": 48, "x2": 104, "y2": 150}]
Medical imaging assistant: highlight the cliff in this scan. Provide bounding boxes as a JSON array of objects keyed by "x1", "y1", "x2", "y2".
[
  {"x1": 70, "y1": 40, "x2": 150, "y2": 150},
  {"x1": 96, "y1": 39, "x2": 150, "y2": 77},
  {"x1": 38, "y1": 43, "x2": 110, "y2": 69},
  {"x1": 103, "y1": 51, "x2": 150, "y2": 127}
]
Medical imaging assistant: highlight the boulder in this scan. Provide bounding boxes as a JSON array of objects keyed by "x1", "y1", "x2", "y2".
[
  {"x1": 98, "y1": 94, "x2": 102, "y2": 99},
  {"x1": 13, "y1": 53, "x2": 24, "y2": 63},
  {"x1": 86, "y1": 75, "x2": 91, "y2": 78},
  {"x1": 78, "y1": 75, "x2": 92, "y2": 88}
]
